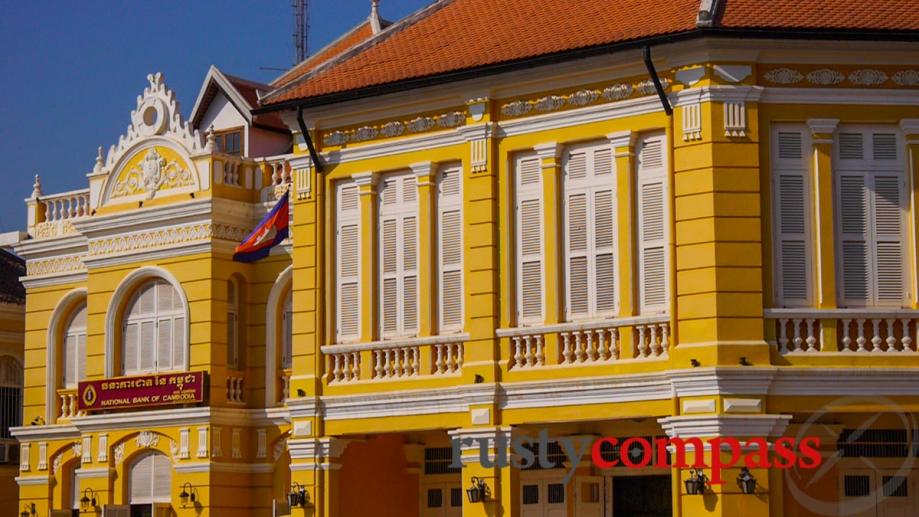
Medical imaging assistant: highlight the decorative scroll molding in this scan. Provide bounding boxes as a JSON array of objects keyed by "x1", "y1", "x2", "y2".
[
  {"x1": 114, "y1": 442, "x2": 126, "y2": 466},
  {"x1": 806, "y1": 68, "x2": 845, "y2": 85},
  {"x1": 31, "y1": 220, "x2": 78, "y2": 239},
  {"x1": 763, "y1": 67, "x2": 804, "y2": 85},
  {"x1": 765, "y1": 67, "x2": 919, "y2": 88},
  {"x1": 322, "y1": 109, "x2": 466, "y2": 146},
  {"x1": 500, "y1": 78, "x2": 664, "y2": 120},
  {"x1": 86, "y1": 223, "x2": 249, "y2": 257},
  {"x1": 26, "y1": 254, "x2": 86, "y2": 277},
  {"x1": 51, "y1": 454, "x2": 62, "y2": 475},
  {"x1": 71, "y1": 441, "x2": 81, "y2": 460},
  {"x1": 273, "y1": 437, "x2": 288, "y2": 462},
  {"x1": 110, "y1": 148, "x2": 194, "y2": 200}
]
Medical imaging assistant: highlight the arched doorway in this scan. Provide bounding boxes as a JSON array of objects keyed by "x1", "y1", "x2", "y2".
[{"x1": 127, "y1": 451, "x2": 171, "y2": 516}]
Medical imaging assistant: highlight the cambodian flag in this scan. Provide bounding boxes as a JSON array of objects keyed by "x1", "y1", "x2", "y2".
[{"x1": 233, "y1": 191, "x2": 290, "y2": 262}]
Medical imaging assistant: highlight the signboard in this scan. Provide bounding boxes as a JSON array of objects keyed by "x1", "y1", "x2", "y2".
[{"x1": 77, "y1": 371, "x2": 206, "y2": 412}]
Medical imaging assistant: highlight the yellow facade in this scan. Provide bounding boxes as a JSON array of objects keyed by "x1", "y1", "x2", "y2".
[{"x1": 11, "y1": 29, "x2": 919, "y2": 517}]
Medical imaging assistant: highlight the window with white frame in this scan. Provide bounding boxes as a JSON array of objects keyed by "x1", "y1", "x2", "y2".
[
  {"x1": 563, "y1": 141, "x2": 616, "y2": 320},
  {"x1": 129, "y1": 451, "x2": 171, "y2": 504},
  {"x1": 227, "y1": 279, "x2": 241, "y2": 370},
  {"x1": 438, "y1": 165, "x2": 463, "y2": 333},
  {"x1": 771, "y1": 125, "x2": 813, "y2": 307},
  {"x1": 636, "y1": 133, "x2": 669, "y2": 314},
  {"x1": 515, "y1": 153, "x2": 544, "y2": 325},
  {"x1": 336, "y1": 182, "x2": 361, "y2": 342},
  {"x1": 379, "y1": 172, "x2": 419, "y2": 338},
  {"x1": 122, "y1": 279, "x2": 186, "y2": 374},
  {"x1": 835, "y1": 127, "x2": 908, "y2": 307},
  {"x1": 63, "y1": 302, "x2": 87, "y2": 388},
  {"x1": 282, "y1": 291, "x2": 292, "y2": 369},
  {"x1": 0, "y1": 356, "x2": 22, "y2": 440}
]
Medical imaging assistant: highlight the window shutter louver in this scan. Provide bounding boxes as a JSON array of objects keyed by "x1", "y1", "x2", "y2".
[
  {"x1": 140, "y1": 321, "x2": 155, "y2": 372},
  {"x1": 337, "y1": 184, "x2": 361, "y2": 341},
  {"x1": 282, "y1": 295, "x2": 292, "y2": 369},
  {"x1": 64, "y1": 335, "x2": 77, "y2": 387},
  {"x1": 152, "y1": 453, "x2": 171, "y2": 501},
  {"x1": 772, "y1": 127, "x2": 812, "y2": 306},
  {"x1": 121, "y1": 281, "x2": 185, "y2": 373},
  {"x1": 836, "y1": 127, "x2": 906, "y2": 307},
  {"x1": 563, "y1": 144, "x2": 618, "y2": 320},
  {"x1": 379, "y1": 173, "x2": 419, "y2": 337},
  {"x1": 124, "y1": 323, "x2": 138, "y2": 374},
  {"x1": 516, "y1": 155, "x2": 544, "y2": 324},
  {"x1": 157, "y1": 318, "x2": 171, "y2": 370},
  {"x1": 77, "y1": 333, "x2": 86, "y2": 385},
  {"x1": 438, "y1": 166, "x2": 463, "y2": 332},
  {"x1": 637, "y1": 134, "x2": 668, "y2": 314},
  {"x1": 130, "y1": 454, "x2": 153, "y2": 502}
]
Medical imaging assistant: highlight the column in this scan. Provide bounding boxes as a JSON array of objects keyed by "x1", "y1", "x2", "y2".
[
  {"x1": 901, "y1": 119, "x2": 919, "y2": 308},
  {"x1": 609, "y1": 131, "x2": 636, "y2": 356},
  {"x1": 411, "y1": 161, "x2": 436, "y2": 337},
  {"x1": 287, "y1": 436, "x2": 350, "y2": 517},
  {"x1": 806, "y1": 119, "x2": 839, "y2": 351},
  {"x1": 658, "y1": 412, "x2": 792, "y2": 517},
  {"x1": 353, "y1": 172, "x2": 378, "y2": 346},
  {"x1": 534, "y1": 142, "x2": 562, "y2": 325},
  {"x1": 448, "y1": 427, "x2": 516, "y2": 517}
]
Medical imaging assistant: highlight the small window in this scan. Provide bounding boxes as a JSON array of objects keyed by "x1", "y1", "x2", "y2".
[
  {"x1": 547, "y1": 483, "x2": 565, "y2": 504},
  {"x1": 844, "y1": 475, "x2": 871, "y2": 497},
  {"x1": 522, "y1": 484, "x2": 539, "y2": 504},
  {"x1": 426, "y1": 488, "x2": 442, "y2": 508},
  {"x1": 449, "y1": 488, "x2": 462, "y2": 507},
  {"x1": 216, "y1": 130, "x2": 242, "y2": 155},
  {"x1": 883, "y1": 476, "x2": 908, "y2": 497},
  {"x1": 424, "y1": 447, "x2": 460, "y2": 474}
]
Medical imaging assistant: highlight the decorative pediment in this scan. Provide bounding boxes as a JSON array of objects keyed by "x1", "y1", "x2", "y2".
[{"x1": 110, "y1": 146, "x2": 195, "y2": 200}]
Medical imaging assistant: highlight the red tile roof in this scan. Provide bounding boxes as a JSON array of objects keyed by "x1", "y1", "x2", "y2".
[
  {"x1": 260, "y1": 0, "x2": 919, "y2": 107},
  {"x1": 272, "y1": 21, "x2": 382, "y2": 88}
]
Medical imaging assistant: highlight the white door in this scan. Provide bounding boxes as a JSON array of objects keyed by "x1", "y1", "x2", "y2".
[
  {"x1": 841, "y1": 469, "x2": 916, "y2": 517},
  {"x1": 422, "y1": 483, "x2": 462, "y2": 517},
  {"x1": 574, "y1": 476, "x2": 603, "y2": 517},
  {"x1": 521, "y1": 473, "x2": 567, "y2": 517}
]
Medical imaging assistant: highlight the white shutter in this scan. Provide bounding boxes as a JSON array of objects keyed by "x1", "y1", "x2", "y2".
[
  {"x1": 337, "y1": 183, "x2": 361, "y2": 341},
  {"x1": 152, "y1": 453, "x2": 171, "y2": 502},
  {"x1": 123, "y1": 322, "x2": 138, "y2": 374},
  {"x1": 772, "y1": 126, "x2": 812, "y2": 306},
  {"x1": 516, "y1": 155, "x2": 544, "y2": 324},
  {"x1": 379, "y1": 173, "x2": 419, "y2": 338},
  {"x1": 121, "y1": 280, "x2": 186, "y2": 374},
  {"x1": 172, "y1": 315, "x2": 185, "y2": 370},
  {"x1": 438, "y1": 166, "x2": 463, "y2": 332},
  {"x1": 564, "y1": 143, "x2": 617, "y2": 320},
  {"x1": 836, "y1": 127, "x2": 907, "y2": 307},
  {"x1": 64, "y1": 335, "x2": 77, "y2": 388},
  {"x1": 130, "y1": 453, "x2": 153, "y2": 502},
  {"x1": 157, "y1": 318, "x2": 172, "y2": 370},
  {"x1": 64, "y1": 303, "x2": 87, "y2": 387},
  {"x1": 77, "y1": 333, "x2": 87, "y2": 385},
  {"x1": 637, "y1": 134, "x2": 667, "y2": 314},
  {"x1": 140, "y1": 320, "x2": 156, "y2": 372}
]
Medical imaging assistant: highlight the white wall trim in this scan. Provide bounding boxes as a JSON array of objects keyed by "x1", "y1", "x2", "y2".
[
  {"x1": 265, "y1": 265, "x2": 293, "y2": 406},
  {"x1": 15, "y1": 475, "x2": 50, "y2": 486},
  {"x1": 104, "y1": 267, "x2": 190, "y2": 377},
  {"x1": 761, "y1": 87, "x2": 919, "y2": 106},
  {"x1": 45, "y1": 288, "x2": 88, "y2": 423}
]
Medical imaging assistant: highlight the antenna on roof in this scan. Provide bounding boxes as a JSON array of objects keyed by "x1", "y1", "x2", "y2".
[{"x1": 293, "y1": 0, "x2": 310, "y2": 64}]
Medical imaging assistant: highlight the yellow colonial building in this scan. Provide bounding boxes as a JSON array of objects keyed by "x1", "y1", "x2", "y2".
[{"x1": 12, "y1": 0, "x2": 919, "y2": 516}]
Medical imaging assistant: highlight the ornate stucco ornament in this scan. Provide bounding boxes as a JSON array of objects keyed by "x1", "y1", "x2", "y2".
[
  {"x1": 111, "y1": 148, "x2": 194, "y2": 200},
  {"x1": 136, "y1": 431, "x2": 160, "y2": 449},
  {"x1": 567, "y1": 89, "x2": 600, "y2": 107},
  {"x1": 602, "y1": 83, "x2": 633, "y2": 101},
  {"x1": 892, "y1": 70, "x2": 919, "y2": 86},
  {"x1": 848, "y1": 69, "x2": 888, "y2": 86},
  {"x1": 806, "y1": 68, "x2": 845, "y2": 85}
]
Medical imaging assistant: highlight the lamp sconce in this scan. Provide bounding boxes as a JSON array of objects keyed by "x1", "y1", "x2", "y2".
[
  {"x1": 466, "y1": 477, "x2": 488, "y2": 503},
  {"x1": 684, "y1": 468, "x2": 709, "y2": 495},
  {"x1": 288, "y1": 482, "x2": 315, "y2": 509},
  {"x1": 20, "y1": 503, "x2": 36, "y2": 517},
  {"x1": 737, "y1": 467, "x2": 757, "y2": 494},
  {"x1": 79, "y1": 488, "x2": 97, "y2": 511},
  {"x1": 179, "y1": 482, "x2": 199, "y2": 507}
]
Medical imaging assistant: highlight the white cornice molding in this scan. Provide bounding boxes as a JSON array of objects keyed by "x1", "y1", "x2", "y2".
[
  {"x1": 501, "y1": 373, "x2": 671, "y2": 410},
  {"x1": 900, "y1": 119, "x2": 919, "y2": 136},
  {"x1": 671, "y1": 85, "x2": 764, "y2": 106},
  {"x1": 74, "y1": 467, "x2": 114, "y2": 479},
  {"x1": 807, "y1": 118, "x2": 840, "y2": 135},
  {"x1": 497, "y1": 94, "x2": 663, "y2": 138},
  {"x1": 762, "y1": 88, "x2": 919, "y2": 106},
  {"x1": 667, "y1": 367, "x2": 777, "y2": 397},
  {"x1": 15, "y1": 234, "x2": 87, "y2": 259},
  {"x1": 15, "y1": 475, "x2": 50, "y2": 486},
  {"x1": 21, "y1": 272, "x2": 88, "y2": 290},
  {"x1": 173, "y1": 461, "x2": 275, "y2": 474},
  {"x1": 533, "y1": 142, "x2": 560, "y2": 160},
  {"x1": 10, "y1": 424, "x2": 79, "y2": 441},
  {"x1": 325, "y1": 129, "x2": 465, "y2": 166},
  {"x1": 69, "y1": 406, "x2": 264, "y2": 433},
  {"x1": 771, "y1": 368, "x2": 919, "y2": 396},
  {"x1": 658, "y1": 414, "x2": 792, "y2": 439}
]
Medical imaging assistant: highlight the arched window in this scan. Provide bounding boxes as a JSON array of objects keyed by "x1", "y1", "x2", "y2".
[
  {"x1": 122, "y1": 280, "x2": 185, "y2": 374},
  {"x1": 227, "y1": 279, "x2": 241, "y2": 370},
  {"x1": 0, "y1": 356, "x2": 23, "y2": 439},
  {"x1": 281, "y1": 292, "x2": 292, "y2": 370},
  {"x1": 129, "y1": 451, "x2": 171, "y2": 505},
  {"x1": 63, "y1": 303, "x2": 87, "y2": 388}
]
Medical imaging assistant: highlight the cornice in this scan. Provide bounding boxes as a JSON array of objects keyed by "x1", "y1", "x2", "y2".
[{"x1": 10, "y1": 424, "x2": 79, "y2": 441}]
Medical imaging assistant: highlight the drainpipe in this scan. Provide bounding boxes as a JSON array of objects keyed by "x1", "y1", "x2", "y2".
[
  {"x1": 642, "y1": 46, "x2": 672, "y2": 116},
  {"x1": 296, "y1": 106, "x2": 325, "y2": 173}
]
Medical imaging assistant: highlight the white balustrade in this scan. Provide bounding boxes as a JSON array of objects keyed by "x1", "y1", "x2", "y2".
[
  {"x1": 41, "y1": 189, "x2": 90, "y2": 222},
  {"x1": 320, "y1": 335, "x2": 467, "y2": 383},
  {"x1": 226, "y1": 376, "x2": 245, "y2": 404},
  {"x1": 766, "y1": 309, "x2": 918, "y2": 353},
  {"x1": 57, "y1": 389, "x2": 84, "y2": 420},
  {"x1": 279, "y1": 372, "x2": 291, "y2": 403},
  {"x1": 498, "y1": 315, "x2": 670, "y2": 369}
]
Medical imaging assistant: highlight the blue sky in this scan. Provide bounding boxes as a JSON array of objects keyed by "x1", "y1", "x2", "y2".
[{"x1": 0, "y1": 0, "x2": 430, "y2": 231}]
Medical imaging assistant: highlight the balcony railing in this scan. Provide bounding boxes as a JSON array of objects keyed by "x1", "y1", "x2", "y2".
[
  {"x1": 765, "y1": 308, "x2": 919, "y2": 353},
  {"x1": 30, "y1": 188, "x2": 91, "y2": 239},
  {"x1": 321, "y1": 335, "x2": 466, "y2": 384},
  {"x1": 496, "y1": 315, "x2": 670, "y2": 369},
  {"x1": 226, "y1": 374, "x2": 245, "y2": 404},
  {"x1": 57, "y1": 388, "x2": 85, "y2": 421}
]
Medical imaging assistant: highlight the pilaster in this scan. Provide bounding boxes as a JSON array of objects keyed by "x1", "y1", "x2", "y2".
[
  {"x1": 609, "y1": 131, "x2": 637, "y2": 357},
  {"x1": 288, "y1": 436, "x2": 352, "y2": 517},
  {"x1": 353, "y1": 172, "x2": 378, "y2": 344},
  {"x1": 901, "y1": 119, "x2": 919, "y2": 307},
  {"x1": 411, "y1": 161, "x2": 436, "y2": 337},
  {"x1": 807, "y1": 118, "x2": 840, "y2": 351}
]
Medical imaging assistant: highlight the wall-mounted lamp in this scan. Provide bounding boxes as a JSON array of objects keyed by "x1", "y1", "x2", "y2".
[
  {"x1": 20, "y1": 503, "x2": 36, "y2": 517},
  {"x1": 179, "y1": 482, "x2": 198, "y2": 507},
  {"x1": 466, "y1": 477, "x2": 488, "y2": 503},
  {"x1": 288, "y1": 482, "x2": 315, "y2": 509},
  {"x1": 80, "y1": 488, "x2": 97, "y2": 511},
  {"x1": 684, "y1": 468, "x2": 709, "y2": 495},
  {"x1": 737, "y1": 467, "x2": 757, "y2": 494}
]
